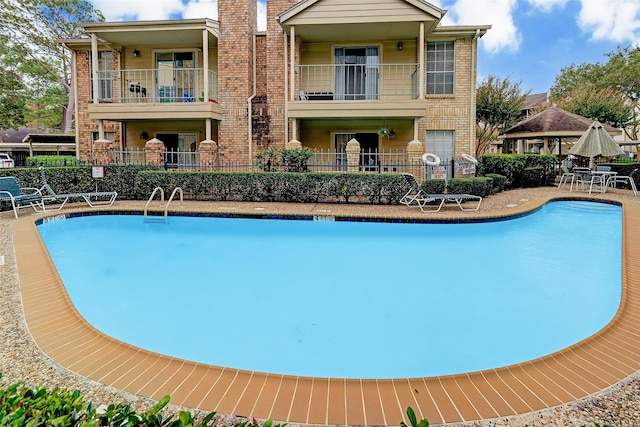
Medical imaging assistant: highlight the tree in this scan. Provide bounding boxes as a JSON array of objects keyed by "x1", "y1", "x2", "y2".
[
  {"x1": 475, "y1": 75, "x2": 529, "y2": 157},
  {"x1": 0, "y1": 0, "x2": 104, "y2": 133},
  {"x1": 554, "y1": 85, "x2": 631, "y2": 129},
  {"x1": 0, "y1": 36, "x2": 29, "y2": 129},
  {"x1": 550, "y1": 45, "x2": 640, "y2": 140}
]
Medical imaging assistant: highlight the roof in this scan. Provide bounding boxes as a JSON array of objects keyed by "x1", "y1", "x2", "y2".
[
  {"x1": 1, "y1": 128, "x2": 40, "y2": 143},
  {"x1": 503, "y1": 107, "x2": 622, "y2": 139},
  {"x1": 523, "y1": 92, "x2": 548, "y2": 111}
]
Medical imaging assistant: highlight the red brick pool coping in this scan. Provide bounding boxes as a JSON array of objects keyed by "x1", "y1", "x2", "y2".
[{"x1": 13, "y1": 196, "x2": 640, "y2": 425}]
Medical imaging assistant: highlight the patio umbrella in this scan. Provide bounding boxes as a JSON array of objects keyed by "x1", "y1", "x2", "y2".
[{"x1": 569, "y1": 120, "x2": 624, "y2": 168}]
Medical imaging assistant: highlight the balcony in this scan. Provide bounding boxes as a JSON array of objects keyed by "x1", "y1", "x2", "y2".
[
  {"x1": 290, "y1": 63, "x2": 427, "y2": 118},
  {"x1": 88, "y1": 68, "x2": 221, "y2": 121}
]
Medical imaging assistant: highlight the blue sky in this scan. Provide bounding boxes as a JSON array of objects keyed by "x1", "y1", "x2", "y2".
[{"x1": 90, "y1": 0, "x2": 640, "y2": 94}]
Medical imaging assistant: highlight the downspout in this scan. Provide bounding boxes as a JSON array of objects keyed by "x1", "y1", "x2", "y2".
[
  {"x1": 471, "y1": 29, "x2": 480, "y2": 157},
  {"x1": 248, "y1": 33, "x2": 257, "y2": 168},
  {"x1": 284, "y1": 30, "x2": 289, "y2": 145}
]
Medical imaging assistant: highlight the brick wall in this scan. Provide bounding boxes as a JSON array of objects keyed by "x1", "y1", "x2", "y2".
[
  {"x1": 75, "y1": 50, "x2": 121, "y2": 163},
  {"x1": 418, "y1": 37, "x2": 476, "y2": 158},
  {"x1": 266, "y1": 0, "x2": 297, "y2": 149},
  {"x1": 218, "y1": 0, "x2": 257, "y2": 163}
]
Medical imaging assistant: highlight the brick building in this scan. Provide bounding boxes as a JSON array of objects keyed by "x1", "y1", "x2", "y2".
[{"x1": 61, "y1": 0, "x2": 489, "y2": 169}]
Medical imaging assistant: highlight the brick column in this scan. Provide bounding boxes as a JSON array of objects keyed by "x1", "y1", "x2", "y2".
[
  {"x1": 266, "y1": 0, "x2": 297, "y2": 149},
  {"x1": 407, "y1": 139, "x2": 425, "y2": 181},
  {"x1": 287, "y1": 139, "x2": 302, "y2": 150},
  {"x1": 199, "y1": 139, "x2": 218, "y2": 170},
  {"x1": 218, "y1": 0, "x2": 257, "y2": 163},
  {"x1": 93, "y1": 139, "x2": 114, "y2": 165},
  {"x1": 346, "y1": 138, "x2": 361, "y2": 173},
  {"x1": 145, "y1": 138, "x2": 165, "y2": 166}
]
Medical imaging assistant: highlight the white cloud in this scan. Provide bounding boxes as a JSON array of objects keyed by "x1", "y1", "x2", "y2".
[
  {"x1": 577, "y1": 0, "x2": 640, "y2": 45},
  {"x1": 92, "y1": 0, "x2": 184, "y2": 21},
  {"x1": 442, "y1": 0, "x2": 521, "y2": 54},
  {"x1": 183, "y1": 0, "x2": 218, "y2": 20},
  {"x1": 91, "y1": 0, "x2": 267, "y2": 29},
  {"x1": 525, "y1": 0, "x2": 569, "y2": 13}
]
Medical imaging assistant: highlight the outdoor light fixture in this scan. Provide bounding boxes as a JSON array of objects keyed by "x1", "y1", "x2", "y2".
[
  {"x1": 397, "y1": 42, "x2": 403, "y2": 51},
  {"x1": 133, "y1": 49, "x2": 140, "y2": 57},
  {"x1": 140, "y1": 131, "x2": 148, "y2": 139}
]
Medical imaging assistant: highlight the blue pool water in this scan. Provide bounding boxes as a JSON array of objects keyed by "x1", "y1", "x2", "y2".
[{"x1": 36, "y1": 201, "x2": 622, "y2": 379}]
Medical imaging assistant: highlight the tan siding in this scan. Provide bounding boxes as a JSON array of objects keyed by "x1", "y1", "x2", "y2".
[
  {"x1": 299, "y1": 118, "x2": 413, "y2": 151},
  {"x1": 287, "y1": 0, "x2": 434, "y2": 25},
  {"x1": 124, "y1": 120, "x2": 212, "y2": 150}
]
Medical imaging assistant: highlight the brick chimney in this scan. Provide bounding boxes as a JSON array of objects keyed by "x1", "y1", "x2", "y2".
[
  {"x1": 217, "y1": 0, "x2": 258, "y2": 162},
  {"x1": 266, "y1": 0, "x2": 297, "y2": 149}
]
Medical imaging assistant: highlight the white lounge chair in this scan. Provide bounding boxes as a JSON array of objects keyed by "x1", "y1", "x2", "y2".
[
  {"x1": 0, "y1": 176, "x2": 45, "y2": 218},
  {"x1": 400, "y1": 173, "x2": 482, "y2": 212},
  {"x1": 39, "y1": 167, "x2": 117, "y2": 210}
]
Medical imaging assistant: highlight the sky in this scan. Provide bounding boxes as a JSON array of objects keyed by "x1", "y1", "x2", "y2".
[{"x1": 89, "y1": 0, "x2": 640, "y2": 95}]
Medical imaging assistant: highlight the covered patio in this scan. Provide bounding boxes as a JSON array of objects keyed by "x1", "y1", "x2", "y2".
[{"x1": 501, "y1": 107, "x2": 622, "y2": 163}]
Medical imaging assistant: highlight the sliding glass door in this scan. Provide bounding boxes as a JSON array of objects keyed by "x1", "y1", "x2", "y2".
[
  {"x1": 334, "y1": 47, "x2": 379, "y2": 100},
  {"x1": 156, "y1": 52, "x2": 195, "y2": 102}
]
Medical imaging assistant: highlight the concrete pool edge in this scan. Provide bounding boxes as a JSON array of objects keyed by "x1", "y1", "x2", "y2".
[{"x1": 13, "y1": 196, "x2": 640, "y2": 426}]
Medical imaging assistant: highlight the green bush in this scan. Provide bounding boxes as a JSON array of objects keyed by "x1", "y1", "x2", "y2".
[
  {"x1": 478, "y1": 154, "x2": 556, "y2": 188},
  {"x1": 422, "y1": 179, "x2": 445, "y2": 194},
  {"x1": 134, "y1": 171, "x2": 409, "y2": 204},
  {"x1": 26, "y1": 155, "x2": 85, "y2": 167},
  {"x1": 484, "y1": 173, "x2": 507, "y2": 194},
  {"x1": 0, "y1": 378, "x2": 222, "y2": 427},
  {"x1": 447, "y1": 177, "x2": 493, "y2": 197}
]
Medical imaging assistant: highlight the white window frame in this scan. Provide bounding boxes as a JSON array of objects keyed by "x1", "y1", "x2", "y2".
[
  {"x1": 426, "y1": 130, "x2": 454, "y2": 162},
  {"x1": 426, "y1": 40, "x2": 455, "y2": 95},
  {"x1": 89, "y1": 51, "x2": 113, "y2": 101}
]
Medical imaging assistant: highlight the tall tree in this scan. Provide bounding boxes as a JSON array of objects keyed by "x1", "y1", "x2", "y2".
[
  {"x1": 0, "y1": 0, "x2": 103, "y2": 133},
  {"x1": 550, "y1": 45, "x2": 640, "y2": 140},
  {"x1": 475, "y1": 75, "x2": 529, "y2": 157}
]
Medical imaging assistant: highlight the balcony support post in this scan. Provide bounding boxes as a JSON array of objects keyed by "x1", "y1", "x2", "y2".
[
  {"x1": 419, "y1": 21, "x2": 425, "y2": 99},
  {"x1": 290, "y1": 25, "x2": 296, "y2": 102},
  {"x1": 91, "y1": 33, "x2": 100, "y2": 106},
  {"x1": 203, "y1": 29, "x2": 209, "y2": 101}
]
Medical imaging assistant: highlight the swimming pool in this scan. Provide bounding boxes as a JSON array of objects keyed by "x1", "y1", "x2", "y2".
[{"x1": 36, "y1": 200, "x2": 622, "y2": 379}]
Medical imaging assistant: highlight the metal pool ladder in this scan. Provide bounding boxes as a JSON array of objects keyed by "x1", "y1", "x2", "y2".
[{"x1": 144, "y1": 186, "x2": 183, "y2": 223}]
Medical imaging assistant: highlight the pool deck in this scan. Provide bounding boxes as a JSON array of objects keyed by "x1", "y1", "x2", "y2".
[{"x1": 10, "y1": 193, "x2": 640, "y2": 426}]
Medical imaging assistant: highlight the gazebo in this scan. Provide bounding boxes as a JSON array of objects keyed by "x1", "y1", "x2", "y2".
[{"x1": 501, "y1": 107, "x2": 622, "y2": 158}]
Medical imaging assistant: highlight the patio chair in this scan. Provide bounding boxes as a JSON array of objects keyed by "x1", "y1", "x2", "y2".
[
  {"x1": 38, "y1": 167, "x2": 118, "y2": 210},
  {"x1": 606, "y1": 168, "x2": 639, "y2": 196},
  {"x1": 400, "y1": 173, "x2": 482, "y2": 212},
  {"x1": 574, "y1": 169, "x2": 606, "y2": 193},
  {"x1": 0, "y1": 176, "x2": 45, "y2": 219},
  {"x1": 558, "y1": 164, "x2": 576, "y2": 190}
]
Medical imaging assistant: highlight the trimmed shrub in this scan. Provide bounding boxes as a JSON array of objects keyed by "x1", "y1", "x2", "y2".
[
  {"x1": 478, "y1": 154, "x2": 556, "y2": 188},
  {"x1": 447, "y1": 177, "x2": 493, "y2": 197},
  {"x1": 484, "y1": 173, "x2": 507, "y2": 194}
]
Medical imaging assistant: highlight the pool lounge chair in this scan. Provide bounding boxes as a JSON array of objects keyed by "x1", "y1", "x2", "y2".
[
  {"x1": 400, "y1": 173, "x2": 482, "y2": 212},
  {"x1": 0, "y1": 176, "x2": 45, "y2": 219},
  {"x1": 400, "y1": 172, "x2": 430, "y2": 207},
  {"x1": 38, "y1": 167, "x2": 118, "y2": 210}
]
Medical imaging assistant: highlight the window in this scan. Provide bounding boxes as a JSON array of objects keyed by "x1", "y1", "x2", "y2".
[
  {"x1": 89, "y1": 51, "x2": 113, "y2": 101},
  {"x1": 92, "y1": 131, "x2": 116, "y2": 142},
  {"x1": 156, "y1": 52, "x2": 195, "y2": 102},
  {"x1": 426, "y1": 131, "x2": 454, "y2": 161},
  {"x1": 426, "y1": 41, "x2": 454, "y2": 95},
  {"x1": 334, "y1": 47, "x2": 379, "y2": 100}
]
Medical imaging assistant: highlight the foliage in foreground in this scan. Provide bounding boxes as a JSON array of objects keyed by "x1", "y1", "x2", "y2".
[{"x1": 0, "y1": 380, "x2": 220, "y2": 427}]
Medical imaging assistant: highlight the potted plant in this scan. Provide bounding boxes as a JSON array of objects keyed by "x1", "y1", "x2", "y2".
[{"x1": 377, "y1": 127, "x2": 395, "y2": 139}]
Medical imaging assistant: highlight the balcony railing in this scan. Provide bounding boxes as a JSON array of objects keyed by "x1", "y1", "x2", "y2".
[
  {"x1": 94, "y1": 68, "x2": 218, "y2": 103},
  {"x1": 296, "y1": 63, "x2": 419, "y2": 101}
]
